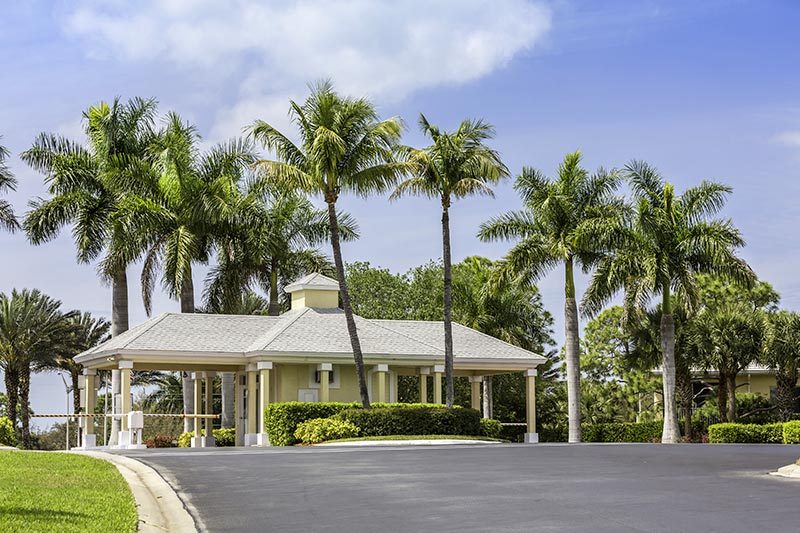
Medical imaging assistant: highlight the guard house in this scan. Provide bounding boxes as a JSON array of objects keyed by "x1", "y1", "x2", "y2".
[{"x1": 75, "y1": 273, "x2": 546, "y2": 447}]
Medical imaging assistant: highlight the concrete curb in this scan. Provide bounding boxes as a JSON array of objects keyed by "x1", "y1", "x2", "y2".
[
  {"x1": 317, "y1": 439, "x2": 503, "y2": 447},
  {"x1": 770, "y1": 463, "x2": 800, "y2": 479},
  {"x1": 73, "y1": 451, "x2": 197, "y2": 532}
]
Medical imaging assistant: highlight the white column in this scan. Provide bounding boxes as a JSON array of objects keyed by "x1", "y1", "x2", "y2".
[
  {"x1": 376, "y1": 364, "x2": 388, "y2": 403},
  {"x1": 235, "y1": 372, "x2": 245, "y2": 446},
  {"x1": 203, "y1": 372, "x2": 216, "y2": 447},
  {"x1": 318, "y1": 363, "x2": 331, "y2": 402},
  {"x1": 257, "y1": 362, "x2": 273, "y2": 446},
  {"x1": 419, "y1": 367, "x2": 430, "y2": 403},
  {"x1": 81, "y1": 369, "x2": 97, "y2": 448},
  {"x1": 525, "y1": 369, "x2": 538, "y2": 444},
  {"x1": 433, "y1": 364, "x2": 444, "y2": 405},
  {"x1": 117, "y1": 361, "x2": 133, "y2": 448},
  {"x1": 191, "y1": 372, "x2": 204, "y2": 448},
  {"x1": 245, "y1": 365, "x2": 258, "y2": 446},
  {"x1": 469, "y1": 376, "x2": 483, "y2": 412}
]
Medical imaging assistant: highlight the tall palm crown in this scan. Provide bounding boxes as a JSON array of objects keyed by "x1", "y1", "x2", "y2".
[
  {"x1": 582, "y1": 160, "x2": 754, "y2": 442},
  {"x1": 111, "y1": 113, "x2": 256, "y2": 315},
  {"x1": 22, "y1": 97, "x2": 157, "y2": 335},
  {"x1": 0, "y1": 139, "x2": 19, "y2": 232},
  {"x1": 0, "y1": 289, "x2": 75, "y2": 448},
  {"x1": 479, "y1": 150, "x2": 622, "y2": 442},
  {"x1": 393, "y1": 115, "x2": 508, "y2": 408},
  {"x1": 205, "y1": 187, "x2": 358, "y2": 315},
  {"x1": 250, "y1": 81, "x2": 410, "y2": 408}
]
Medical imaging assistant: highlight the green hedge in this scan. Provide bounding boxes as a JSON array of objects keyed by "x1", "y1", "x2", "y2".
[
  {"x1": 264, "y1": 402, "x2": 448, "y2": 446},
  {"x1": 479, "y1": 418, "x2": 502, "y2": 439},
  {"x1": 583, "y1": 422, "x2": 663, "y2": 443},
  {"x1": 708, "y1": 422, "x2": 785, "y2": 443},
  {"x1": 0, "y1": 417, "x2": 15, "y2": 447},
  {"x1": 295, "y1": 418, "x2": 360, "y2": 444},
  {"x1": 337, "y1": 406, "x2": 481, "y2": 438},
  {"x1": 782, "y1": 421, "x2": 800, "y2": 444}
]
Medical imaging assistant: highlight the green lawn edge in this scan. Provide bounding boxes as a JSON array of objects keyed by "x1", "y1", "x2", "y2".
[
  {"x1": 0, "y1": 451, "x2": 138, "y2": 533},
  {"x1": 319, "y1": 434, "x2": 507, "y2": 444}
]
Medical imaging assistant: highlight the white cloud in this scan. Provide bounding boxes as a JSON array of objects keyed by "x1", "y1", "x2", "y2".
[
  {"x1": 62, "y1": 0, "x2": 552, "y2": 139},
  {"x1": 774, "y1": 130, "x2": 800, "y2": 147}
]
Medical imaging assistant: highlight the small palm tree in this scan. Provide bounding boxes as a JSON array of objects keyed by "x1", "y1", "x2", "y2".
[
  {"x1": 0, "y1": 139, "x2": 19, "y2": 232},
  {"x1": 393, "y1": 116, "x2": 508, "y2": 407},
  {"x1": 39, "y1": 313, "x2": 110, "y2": 415},
  {"x1": 0, "y1": 290, "x2": 75, "y2": 448},
  {"x1": 205, "y1": 187, "x2": 358, "y2": 315},
  {"x1": 250, "y1": 81, "x2": 410, "y2": 408},
  {"x1": 141, "y1": 373, "x2": 185, "y2": 414},
  {"x1": 582, "y1": 161, "x2": 754, "y2": 442},
  {"x1": 479, "y1": 151, "x2": 623, "y2": 442},
  {"x1": 762, "y1": 311, "x2": 800, "y2": 421}
]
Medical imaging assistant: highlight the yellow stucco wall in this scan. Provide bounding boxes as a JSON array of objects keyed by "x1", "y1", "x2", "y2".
[
  {"x1": 733, "y1": 373, "x2": 800, "y2": 398},
  {"x1": 291, "y1": 290, "x2": 338, "y2": 309},
  {"x1": 273, "y1": 363, "x2": 363, "y2": 403}
]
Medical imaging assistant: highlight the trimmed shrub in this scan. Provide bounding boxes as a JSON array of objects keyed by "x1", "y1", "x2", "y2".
[
  {"x1": 145, "y1": 434, "x2": 176, "y2": 448},
  {"x1": 213, "y1": 428, "x2": 236, "y2": 447},
  {"x1": 264, "y1": 402, "x2": 448, "y2": 446},
  {"x1": 265, "y1": 402, "x2": 361, "y2": 446},
  {"x1": 583, "y1": 422, "x2": 662, "y2": 443},
  {"x1": 0, "y1": 416, "x2": 15, "y2": 447},
  {"x1": 479, "y1": 418, "x2": 502, "y2": 439},
  {"x1": 295, "y1": 418, "x2": 360, "y2": 444},
  {"x1": 337, "y1": 405, "x2": 481, "y2": 437},
  {"x1": 783, "y1": 421, "x2": 800, "y2": 444},
  {"x1": 177, "y1": 431, "x2": 193, "y2": 448},
  {"x1": 708, "y1": 422, "x2": 785, "y2": 443}
]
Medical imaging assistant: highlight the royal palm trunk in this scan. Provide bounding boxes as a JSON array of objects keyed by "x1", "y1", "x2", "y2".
[
  {"x1": 71, "y1": 370, "x2": 81, "y2": 416},
  {"x1": 726, "y1": 373, "x2": 738, "y2": 422},
  {"x1": 180, "y1": 269, "x2": 195, "y2": 433},
  {"x1": 109, "y1": 267, "x2": 129, "y2": 446},
  {"x1": 482, "y1": 376, "x2": 493, "y2": 418},
  {"x1": 326, "y1": 200, "x2": 370, "y2": 408},
  {"x1": 675, "y1": 355, "x2": 693, "y2": 440},
  {"x1": 441, "y1": 199, "x2": 455, "y2": 409},
  {"x1": 268, "y1": 263, "x2": 281, "y2": 316},
  {"x1": 717, "y1": 371, "x2": 729, "y2": 422},
  {"x1": 659, "y1": 288, "x2": 681, "y2": 443},
  {"x1": 564, "y1": 258, "x2": 582, "y2": 443}
]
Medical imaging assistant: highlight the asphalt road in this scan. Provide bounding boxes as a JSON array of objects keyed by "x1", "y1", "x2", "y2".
[{"x1": 121, "y1": 444, "x2": 800, "y2": 533}]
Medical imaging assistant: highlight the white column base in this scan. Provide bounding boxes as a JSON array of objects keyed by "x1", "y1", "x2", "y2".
[
  {"x1": 524, "y1": 432, "x2": 539, "y2": 444},
  {"x1": 256, "y1": 433, "x2": 270, "y2": 446},
  {"x1": 190, "y1": 436, "x2": 204, "y2": 448},
  {"x1": 71, "y1": 434, "x2": 100, "y2": 450},
  {"x1": 244, "y1": 433, "x2": 262, "y2": 446},
  {"x1": 201, "y1": 436, "x2": 216, "y2": 448}
]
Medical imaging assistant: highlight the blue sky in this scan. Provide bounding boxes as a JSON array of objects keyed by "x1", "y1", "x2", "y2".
[{"x1": 2, "y1": 0, "x2": 799, "y2": 421}]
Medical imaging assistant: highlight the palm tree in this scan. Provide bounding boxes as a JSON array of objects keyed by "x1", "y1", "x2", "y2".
[
  {"x1": 39, "y1": 313, "x2": 110, "y2": 415},
  {"x1": 762, "y1": 311, "x2": 800, "y2": 421},
  {"x1": 393, "y1": 116, "x2": 508, "y2": 408},
  {"x1": 249, "y1": 81, "x2": 410, "y2": 408},
  {"x1": 0, "y1": 139, "x2": 19, "y2": 232},
  {"x1": 582, "y1": 161, "x2": 754, "y2": 442},
  {"x1": 111, "y1": 112, "x2": 255, "y2": 431},
  {"x1": 479, "y1": 151, "x2": 623, "y2": 442},
  {"x1": 690, "y1": 305, "x2": 766, "y2": 422},
  {"x1": 205, "y1": 187, "x2": 358, "y2": 315},
  {"x1": 22, "y1": 97, "x2": 157, "y2": 445},
  {"x1": 141, "y1": 372, "x2": 185, "y2": 414},
  {"x1": 0, "y1": 290, "x2": 75, "y2": 448}
]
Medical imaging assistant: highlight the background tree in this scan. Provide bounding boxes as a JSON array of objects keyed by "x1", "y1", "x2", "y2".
[
  {"x1": 205, "y1": 188, "x2": 357, "y2": 315},
  {"x1": 250, "y1": 81, "x2": 410, "y2": 408},
  {"x1": 393, "y1": 116, "x2": 508, "y2": 408},
  {"x1": 583, "y1": 161, "x2": 754, "y2": 442},
  {"x1": 0, "y1": 139, "x2": 19, "y2": 232},
  {"x1": 0, "y1": 289, "x2": 75, "y2": 448},
  {"x1": 762, "y1": 311, "x2": 800, "y2": 421},
  {"x1": 22, "y1": 97, "x2": 157, "y2": 445},
  {"x1": 479, "y1": 151, "x2": 623, "y2": 443}
]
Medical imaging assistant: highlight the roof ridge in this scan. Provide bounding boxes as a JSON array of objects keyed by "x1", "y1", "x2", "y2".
[
  {"x1": 248, "y1": 308, "x2": 310, "y2": 352},
  {"x1": 365, "y1": 316, "x2": 445, "y2": 354}
]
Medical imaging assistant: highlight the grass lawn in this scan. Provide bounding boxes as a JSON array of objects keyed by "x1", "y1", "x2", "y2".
[
  {"x1": 0, "y1": 451, "x2": 137, "y2": 533},
  {"x1": 323, "y1": 435, "x2": 506, "y2": 444}
]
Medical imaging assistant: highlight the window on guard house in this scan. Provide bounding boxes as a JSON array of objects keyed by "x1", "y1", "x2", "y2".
[{"x1": 314, "y1": 369, "x2": 335, "y2": 384}]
